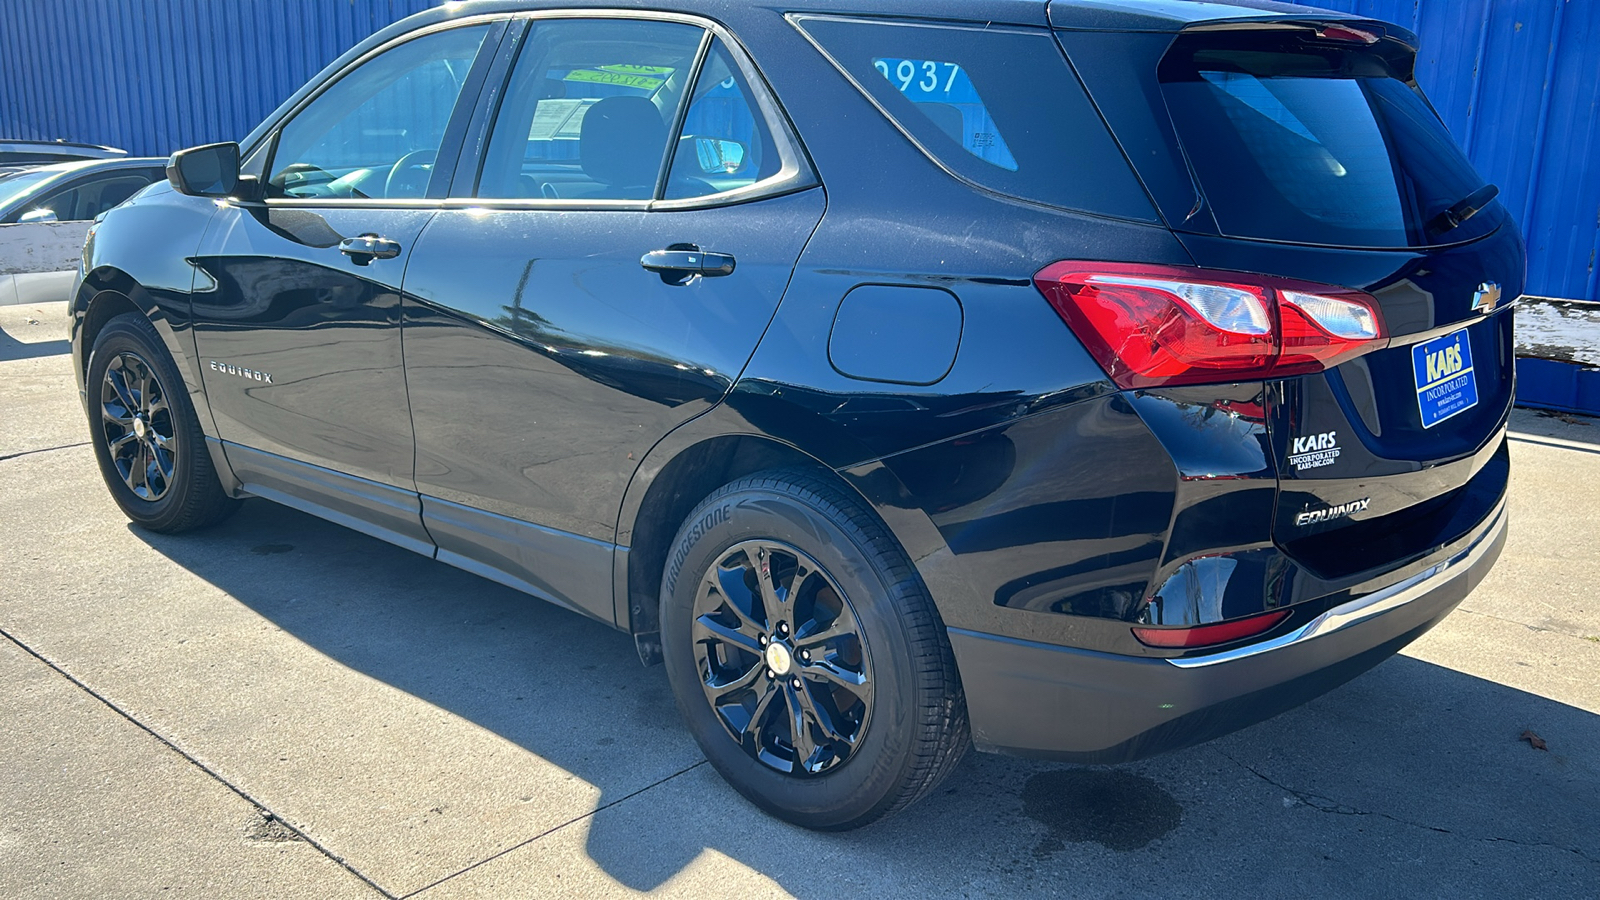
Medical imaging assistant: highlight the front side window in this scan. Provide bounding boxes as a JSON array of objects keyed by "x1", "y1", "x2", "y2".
[
  {"x1": 268, "y1": 24, "x2": 492, "y2": 200},
  {"x1": 477, "y1": 19, "x2": 705, "y2": 201}
]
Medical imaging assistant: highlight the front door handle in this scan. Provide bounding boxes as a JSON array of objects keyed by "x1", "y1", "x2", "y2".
[
  {"x1": 641, "y1": 243, "x2": 736, "y2": 284},
  {"x1": 340, "y1": 233, "x2": 402, "y2": 265}
]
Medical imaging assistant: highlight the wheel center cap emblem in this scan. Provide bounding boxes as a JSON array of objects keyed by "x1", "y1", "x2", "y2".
[
  {"x1": 765, "y1": 642, "x2": 793, "y2": 676},
  {"x1": 132, "y1": 418, "x2": 147, "y2": 439}
]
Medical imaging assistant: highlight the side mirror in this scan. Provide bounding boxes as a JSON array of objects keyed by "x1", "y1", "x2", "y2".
[
  {"x1": 691, "y1": 137, "x2": 747, "y2": 175},
  {"x1": 18, "y1": 207, "x2": 58, "y2": 224},
  {"x1": 167, "y1": 142, "x2": 240, "y2": 197}
]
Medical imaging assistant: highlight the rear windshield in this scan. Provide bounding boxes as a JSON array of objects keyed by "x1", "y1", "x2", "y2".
[
  {"x1": 794, "y1": 15, "x2": 1158, "y2": 223},
  {"x1": 1161, "y1": 31, "x2": 1496, "y2": 248}
]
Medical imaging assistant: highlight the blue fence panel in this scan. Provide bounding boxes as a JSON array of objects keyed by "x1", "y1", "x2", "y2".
[
  {"x1": 1312, "y1": 0, "x2": 1600, "y2": 301},
  {"x1": 1, "y1": 0, "x2": 1595, "y2": 299},
  {"x1": 0, "y1": 0, "x2": 431, "y2": 157}
]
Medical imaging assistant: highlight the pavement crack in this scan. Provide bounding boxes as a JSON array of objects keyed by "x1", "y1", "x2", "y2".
[
  {"x1": 0, "y1": 625, "x2": 396, "y2": 899},
  {"x1": 399, "y1": 758, "x2": 710, "y2": 899},
  {"x1": 1456, "y1": 606, "x2": 1599, "y2": 643},
  {"x1": 0, "y1": 441, "x2": 89, "y2": 462},
  {"x1": 1222, "y1": 751, "x2": 1373, "y2": 818},
  {"x1": 1220, "y1": 751, "x2": 1599, "y2": 863}
]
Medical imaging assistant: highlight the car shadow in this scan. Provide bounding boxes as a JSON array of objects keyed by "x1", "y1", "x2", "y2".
[
  {"x1": 0, "y1": 323, "x2": 68, "y2": 361},
  {"x1": 134, "y1": 498, "x2": 1600, "y2": 896}
]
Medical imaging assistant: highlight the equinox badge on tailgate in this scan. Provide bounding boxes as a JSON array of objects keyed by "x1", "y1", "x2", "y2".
[{"x1": 1296, "y1": 497, "x2": 1371, "y2": 527}]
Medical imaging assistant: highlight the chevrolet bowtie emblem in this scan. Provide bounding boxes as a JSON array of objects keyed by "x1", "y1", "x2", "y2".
[{"x1": 1470, "y1": 282, "x2": 1503, "y2": 314}]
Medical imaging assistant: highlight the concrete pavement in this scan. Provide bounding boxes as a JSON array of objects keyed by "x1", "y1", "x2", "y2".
[{"x1": 2, "y1": 300, "x2": 1597, "y2": 898}]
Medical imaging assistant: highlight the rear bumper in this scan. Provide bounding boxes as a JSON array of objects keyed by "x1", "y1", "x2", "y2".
[{"x1": 950, "y1": 496, "x2": 1507, "y2": 762}]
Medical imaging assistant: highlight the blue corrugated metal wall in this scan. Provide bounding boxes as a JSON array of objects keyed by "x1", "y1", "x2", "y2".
[
  {"x1": 1313, "y1": 0, "x2": 1600, "y2": 302},
  {"x1": 0, "y1": 0, "x2": 432, "y2": 158},
  {"x1": 1, "y1": 0, "x2": 1596, "y2": 299}
]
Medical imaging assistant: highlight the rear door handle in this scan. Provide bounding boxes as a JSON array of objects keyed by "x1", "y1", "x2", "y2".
[
  {"x1": 339, "y1": 233, "x2": 402, "y2": 265},
  {"x1": 641, "y1": 243, "x2": 736, "y2": 283}
]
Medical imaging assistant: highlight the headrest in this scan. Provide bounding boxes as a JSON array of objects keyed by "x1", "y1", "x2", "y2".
[{"x1": 579, "y1": 96, "x2": 666, "y2": 189}]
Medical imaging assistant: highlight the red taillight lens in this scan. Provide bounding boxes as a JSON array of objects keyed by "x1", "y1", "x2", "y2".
[
  {"x1": 1035, "y1": 262, "x2": 1386, "y2": 389},
  {"x1": 1132, "y1": 609, "x2": 1290, "y2": 649}
]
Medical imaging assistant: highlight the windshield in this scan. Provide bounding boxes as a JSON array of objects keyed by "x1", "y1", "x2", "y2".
[
  {"x1": 0, "y1": 169, "x2": 57, "y2": 212},
  {"x1": 1161, "y1": 32, "x2": 1496, "y2": 248}
]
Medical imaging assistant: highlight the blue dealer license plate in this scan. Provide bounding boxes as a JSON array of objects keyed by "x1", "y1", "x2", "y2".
[{"x1": 1412, "y1": 328, "x2": 1479, "y2": 429}]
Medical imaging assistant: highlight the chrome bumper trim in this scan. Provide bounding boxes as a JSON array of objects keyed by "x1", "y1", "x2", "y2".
[{"x1": 1167, "y1": 499, "x2": 1507, "y2": 669}]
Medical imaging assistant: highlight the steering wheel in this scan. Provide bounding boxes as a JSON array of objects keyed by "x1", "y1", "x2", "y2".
[{"x1": 385, "y1": 149, "x2": 437, "y2": 199}]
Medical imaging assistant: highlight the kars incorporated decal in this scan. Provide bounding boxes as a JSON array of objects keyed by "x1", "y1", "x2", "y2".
[
  {"x1": 1289, "y1": 430, "x2": 1340, "y2": 472},
  {"x1": 1296, "y1": 497, "x2": 1370, "y2": 527}
]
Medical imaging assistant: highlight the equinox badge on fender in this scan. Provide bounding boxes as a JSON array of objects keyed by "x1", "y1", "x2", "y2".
[
  {"x1": 209, "y1": 360, "x2": 274, "y2": 384},
  {"x1": 1296, "y1": 497, "x2": 1371, "y2": 527}
]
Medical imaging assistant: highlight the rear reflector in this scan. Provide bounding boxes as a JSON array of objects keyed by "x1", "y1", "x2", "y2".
[
  {"x1": 1035, "y1": 262, "x2": 1386, "y2": 389},
  {"x1": 1132, "y1": 609, "x2": 1291, "y2": 649}
]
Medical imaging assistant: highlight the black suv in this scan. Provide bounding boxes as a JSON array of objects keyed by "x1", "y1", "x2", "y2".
[{"x1": 72, "y1": 0, "x2": 1517, "y2": 829}]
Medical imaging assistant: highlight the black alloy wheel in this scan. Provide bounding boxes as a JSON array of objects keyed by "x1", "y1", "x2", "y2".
[
  {"x1": 661, "y1": 468, "x2": 969, "y2": 830},
  {"x1": 99, "y1": 351, "x2": 178, "y2": 501},
  {"x1": 692, "y1": 539, "x2": 873, "y2": 776},
  {"x1": 86, "y1": 312, "x2": 239, "y2": 533}
]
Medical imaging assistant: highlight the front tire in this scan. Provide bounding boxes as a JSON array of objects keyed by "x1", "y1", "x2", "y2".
[
  {"x1": 660, "y1": 468, "x2": 968, "y2": 829},
  {"x1": 85, "y1": 312, "x2": 239, "y2": 533}
]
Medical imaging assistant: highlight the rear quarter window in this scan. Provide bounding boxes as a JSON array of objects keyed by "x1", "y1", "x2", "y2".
[{"x1": 793, "y1": 15, "x2": 1158, "y2": 223}]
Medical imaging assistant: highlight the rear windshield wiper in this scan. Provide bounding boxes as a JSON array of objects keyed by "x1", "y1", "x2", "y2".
[{"x1": 1426, "y1": 183, "x2": 1499, "y2": 239}]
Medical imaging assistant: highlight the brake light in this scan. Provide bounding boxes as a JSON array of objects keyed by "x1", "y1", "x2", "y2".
[
  {"x1": 1035, "y1": 262, "x2": 1386, "y2": 389},
  {"x1": 1317, "y1": 24, "x2": 1380, "y2": 44},
  {"x1": 1132, "y1": 609, "x2": 1290, "y2": 649}
]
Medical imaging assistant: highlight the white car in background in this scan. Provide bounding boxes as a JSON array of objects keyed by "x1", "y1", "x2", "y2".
[{"x1": 0, "y1": 157, "x2": 166, "y2": 305}]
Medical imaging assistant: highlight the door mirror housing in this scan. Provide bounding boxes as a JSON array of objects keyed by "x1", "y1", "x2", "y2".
[
  {"x1": 690, "y1": 137, "x2": 747, "y2": 175},
  {"x1": 167, "y1": 142, "x2": 240, "y2": 197},
  {"x1": 18, "y1": 207, "x2": 58, "y2": 224}
]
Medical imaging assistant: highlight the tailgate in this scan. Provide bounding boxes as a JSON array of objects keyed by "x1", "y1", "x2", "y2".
[{"x1": 1057, "y1": 17, "x2": 1523, "y2": 578}]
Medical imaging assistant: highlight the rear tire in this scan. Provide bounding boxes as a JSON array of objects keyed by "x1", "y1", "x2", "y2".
[
  {"x1": 660, "y1": 467, "x2": 968, "y2": 829},
  {"x1": 85, "y1": 313, "x2": 239, "y2": 533}
]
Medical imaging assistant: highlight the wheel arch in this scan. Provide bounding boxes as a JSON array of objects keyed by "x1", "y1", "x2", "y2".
[
  {"x1": 616, "y1": 417, "x2": 961, "y2": 662},
  {"x1": 76, "y1": 274, "x2": 142, "y2": 373},
  {"x1": 74, "y1": 264, "x2": 240, "y2": 494},
  {"x1": 75, "y1": 267, "x2": 188, "y2": 380}
]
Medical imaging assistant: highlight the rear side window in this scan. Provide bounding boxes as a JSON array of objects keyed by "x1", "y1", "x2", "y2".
[
  {"x1": 0, "y1": 152, "x2": 84, "y2": 165},
  {"x1": 32, "y1": 173, "x2": 154, "y2": 221},
  {"x1": 1161, "y1": 31, "x2": 1495, "y2": 248},
  {"x1": 475, "y1": 20, "x2": 811, "y2": 204},
  {"x1": 665, "y1": 39, "x2": 783, "y2": 200},
  {"x1": 477, "y1": 18, "x2": 705, "y2": 201},
  {"x1": 794, "y1": 15, "x2": 1158, "y2": 223}
]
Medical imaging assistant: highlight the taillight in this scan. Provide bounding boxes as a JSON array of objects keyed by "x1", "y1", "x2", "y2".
[
  {"x1": 1132, "y1": 609, "x2": 1290, "y2": 649},
  {"x1": 1034, "y1": 262, "x2": 1386, "y2": 389}
]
